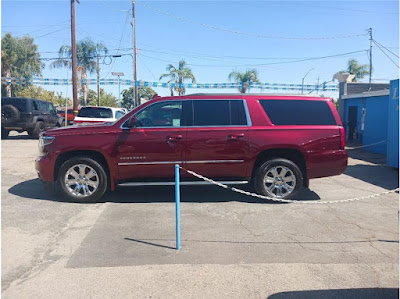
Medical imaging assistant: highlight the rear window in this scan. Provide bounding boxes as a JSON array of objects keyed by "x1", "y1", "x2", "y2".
[
  {"x1": 1, "y1": 98, "x2": 28, "y2": 112},
  {"x1": 78, "y1": 107, "x2": 113, "y2": 118},
  {"x1": 259, "y1": 100, "x2": 336, "y2": 125}
]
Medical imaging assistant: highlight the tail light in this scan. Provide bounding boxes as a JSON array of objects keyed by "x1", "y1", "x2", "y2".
[{"x1": 339, "y1": 126, "x2": 345, "y2": 149}]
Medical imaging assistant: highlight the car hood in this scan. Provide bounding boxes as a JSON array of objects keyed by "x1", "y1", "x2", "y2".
[{"x1": 42, "y1": 123, "x2": 117, "y2": 137}]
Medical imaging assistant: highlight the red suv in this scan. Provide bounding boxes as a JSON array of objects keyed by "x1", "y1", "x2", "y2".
[{"x1": 36, "y1": 94, "x2": 347, "y2": 202}]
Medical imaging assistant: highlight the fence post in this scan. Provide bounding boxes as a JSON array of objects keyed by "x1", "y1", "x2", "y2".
[{"x1": 175, "y1": 164, "x2": 181, "y2": 250}]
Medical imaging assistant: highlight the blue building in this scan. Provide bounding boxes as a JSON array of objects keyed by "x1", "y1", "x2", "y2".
[{"x1": 341, "y1": 79, "x2": 399, "y2": 167}]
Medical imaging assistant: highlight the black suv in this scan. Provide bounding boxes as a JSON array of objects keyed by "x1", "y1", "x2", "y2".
[{"x1": 1, "y1": 97, "x2": 63, "y2": 139}]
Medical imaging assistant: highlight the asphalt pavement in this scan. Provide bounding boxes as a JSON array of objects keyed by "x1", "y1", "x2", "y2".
[{"x1": 2, "y1": 131, "x2": 399, "y2": 298}]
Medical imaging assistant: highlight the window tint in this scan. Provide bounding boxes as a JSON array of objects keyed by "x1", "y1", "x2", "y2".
[
  {"x1": 193, "y1": 100, "x2": 230, "y2": 126},
  {"x1": 191, "y1": 100, "x2": 248, "y2": 126},
  {"x1": 230, "y1": 100, "x2": 247, "y2": 125},
  {"x1": 48, "y1": 103, "x2": 56, "y2": 114},
  {"x1": 78, "y1": 107, "x2": 113, "y2": 118},
  {"x1": 31, "y1": 101, "x2": 38, "y2": 111},
  {"x1": 260, "y1": 100, "x2": 336, "y2": 125},
  {"x1": 2, "y1": 98, "x2": 27, "y2": 111},
  {"x1": 134, "y1": 101, "x2": 183, "y2": 127}
]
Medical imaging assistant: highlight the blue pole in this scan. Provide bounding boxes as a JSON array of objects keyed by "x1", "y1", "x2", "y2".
[{"x1": 175, "y1": 164, "x2": 181, "y2": 250}]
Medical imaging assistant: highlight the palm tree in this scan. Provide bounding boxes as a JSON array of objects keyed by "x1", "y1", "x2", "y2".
[
  {"x1": 50, "y1": 38, "x2": 108, "y2": 105},
  {"x1": 159, "y1": 60, "x2": 195, "y2": 96},
  {"x1": 333, "y1": 59, "x2": 370, "y2": 82},
  {"x1": 228, "y1": 69, "x2": 260, "y2": 93}
]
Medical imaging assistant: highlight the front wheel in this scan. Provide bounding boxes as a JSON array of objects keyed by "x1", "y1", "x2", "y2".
[
  {"x1": 58, "y1": 157, "x2": 108, "y2": 203},
  {"x1": 32, "y1": 121, "x2": 45, "y2": 139},
  {"x1": 253, "y1": 158, "x2": 303, "y2": 200}
]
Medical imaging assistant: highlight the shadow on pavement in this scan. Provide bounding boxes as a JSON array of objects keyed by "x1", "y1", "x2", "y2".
[
  {"x1": 8, "y1": 178, "x2": 321, "y2": 204},
  {"x1": 4, "y1": 135, "x2": 34, "y2": 140},
  {"x1": 268, "y1": 288, "x2": 399, "y2": 299},
  {"x1": 347, "y1": 147, "x2": 388, "y2": 165},
  {"x1": 344, "y1": 164, "x2": 399, "y2": 190}
]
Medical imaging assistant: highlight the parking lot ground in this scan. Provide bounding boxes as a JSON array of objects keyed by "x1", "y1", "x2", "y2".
[{"x1": 2, "y1": 132, "x2": 399, "y2": 298}]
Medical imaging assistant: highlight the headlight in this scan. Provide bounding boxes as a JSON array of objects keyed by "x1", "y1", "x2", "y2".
[{"x1": 38, "y1": 136, "x2": 55, "y2": 153}]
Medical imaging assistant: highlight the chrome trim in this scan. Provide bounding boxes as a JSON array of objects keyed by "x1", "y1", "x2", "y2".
[
  {"x1": 118, "y1": 159, "x2": 244, "y2": 166},
  {"x1": 118, "y1": 180, "x2": 249, "y2": 187},
  {"x1": 118, "y1": 161, "x2": 183, "y2": 166},
  {"x1": 185, "y1": 160, "x2": 244, "y2": 164},
  {"x1": 242, "y1": 99, "x2": 252, "y2": 126}
]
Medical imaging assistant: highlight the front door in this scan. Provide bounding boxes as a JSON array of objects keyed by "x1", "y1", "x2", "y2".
[{"x1": 116, "y1": 100, "x2": 187, "y2": 180}]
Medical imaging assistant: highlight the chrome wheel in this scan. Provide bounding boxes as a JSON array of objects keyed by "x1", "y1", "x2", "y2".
[
  {"x1": 64, "y1": 164, "x2": 99, "y2": 198},
  {"x1": 263, "y1": 166, "x2": 296, "y2": 198}
]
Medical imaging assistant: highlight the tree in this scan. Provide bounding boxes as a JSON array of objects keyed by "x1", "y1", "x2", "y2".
[
  {"x1": 15, "y1": 85, "x2": 70, "y2": 107},
  {"x1": 228, "y1": 69, "x2": 260, "y2": 93},
  {"x1": 50, "y1": 38, "x2": 108, "y2": 105},
  {"x1": 80, "y1": 88, "x2": 118, "y2": 107},
  {"x1": 1, "y1": 33, "x2": 44, "y2": 97},
  {"x1": 159, "y1": 60, "x2": 195, "y2": 96},
  {"x1": 121, "y1": 86, "x2": 156, "y2": 108},
  {"x1": 333, "y1": 59, "x2": 370, "y2": 82}
]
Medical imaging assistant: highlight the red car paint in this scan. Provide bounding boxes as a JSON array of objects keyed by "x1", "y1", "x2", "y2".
[
  {"x1": 57, "y1": 108, "x2": 75, "y2": 123},
  {"x1": 36, "y1": 95, "x2": 347, "y2": 192}
]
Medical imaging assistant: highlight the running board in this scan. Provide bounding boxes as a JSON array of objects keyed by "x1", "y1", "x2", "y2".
[{"x1": 118, "y1": 181, "x2": 249, "y2": 187}]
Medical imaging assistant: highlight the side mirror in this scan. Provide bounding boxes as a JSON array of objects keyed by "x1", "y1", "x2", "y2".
[{"x1": 126, "y1": 117, "x2": 138, "y2": 128}]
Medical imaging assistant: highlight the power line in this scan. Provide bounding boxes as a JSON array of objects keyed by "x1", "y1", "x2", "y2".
[
  {"x1": 372, "y1": 40, "x2": 399, "y2": 68},
  {"x1": 373, "y1": 39, "x2": 399, "y2": 58},
  {"x1": 138, "y1": 2, "x2": 367, "y2": 40},
  {"x1": 103, "y1": 10, "x2": 131, "y2": 79},
  {"x1": 139, "y1": 50, "x2": 368, "y2": 67}
]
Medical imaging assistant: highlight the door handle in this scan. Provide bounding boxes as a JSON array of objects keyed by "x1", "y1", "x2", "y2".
[
  {"x1": 166, "y1": 135, "x2": 183, "y2": 142},
  {"x1": 228, "y1": 134, "x2": 244, "y2": 140}
]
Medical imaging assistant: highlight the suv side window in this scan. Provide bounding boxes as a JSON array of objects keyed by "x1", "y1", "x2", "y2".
[
  {"x1": 39, "y1": 102, "x2": 47, "y2": 113},
  {"x1": 134, "y1": 101, "x2": 183, "y2": 127},
  {"x1": 31, "y1": 100, "x2": 39, "y2": 111},
  {"x1": 48, "y1": 103, "x2": 56, "y2": 114},
  {"x1": 191, "y1": 100, "x2": 248, "y2": 126},
  {"x1": 259, "y1": 100, "x2": 336, "y2": 125}
]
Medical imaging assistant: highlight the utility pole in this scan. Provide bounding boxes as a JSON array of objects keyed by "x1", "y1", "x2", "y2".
[
  {"x1": 368, "y1": 28, "x2": 373, "y2": 89},
  {"x1": 132, "y1": 0, "x2": 139, "y2": 107},
  {"x1": 71, "y1": 0, "x2": 79, "y2": 117},
  {"x1": 96, "y1": 55, "x2": 100, "y2": 106}
]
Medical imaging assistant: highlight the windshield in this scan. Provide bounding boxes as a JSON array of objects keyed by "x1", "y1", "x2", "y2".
[{"x1": 77, "y1": 107, "x2": 113, "y2": 118}]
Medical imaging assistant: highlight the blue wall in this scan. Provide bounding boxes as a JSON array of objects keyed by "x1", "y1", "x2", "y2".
[
  {"x1": 387, "y1": 80, "x2": 399, "y2": 168},
  {"x1": 344, "y1": 94, "x2": 389, "y2": 154},
  {"x1": 363, "y1": 95, "x2": 389, "y2": 154}
]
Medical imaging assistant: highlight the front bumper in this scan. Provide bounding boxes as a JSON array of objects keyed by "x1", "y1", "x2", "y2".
[{"x1": 35, "y1": 154, "x2": 55, "y2": 182}]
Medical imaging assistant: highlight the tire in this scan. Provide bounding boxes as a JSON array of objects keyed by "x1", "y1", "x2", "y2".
[
  {"x1": 31, "y1": 121, "x2": 45, "y2": 139},
  {"x1": 1, "y1": 128, "x2": 9, "y2": 139},
  {"x1": 1, "y1": 105, "x2": 20, "y2": 126},
  {"x1": 58, "y1": 157, "x2": 108, "y2": 203},
  {"x1": 253, "y1": 158, "x2": 303, "y2": 200}
]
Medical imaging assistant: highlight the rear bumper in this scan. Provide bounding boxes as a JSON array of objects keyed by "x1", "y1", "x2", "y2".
[{"x1": 307, "y1": 150, "x2": 348, "y2": 179}]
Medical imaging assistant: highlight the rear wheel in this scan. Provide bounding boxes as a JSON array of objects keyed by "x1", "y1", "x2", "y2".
[
  {"x1": 58, "y1": 157, "x2": 108, "y2": 203},
  {"x1": 1, "y1": 128, "x2": 9, "y2": 139},
  {"x1": 253, "y1": 158, "x2": 303, "y2": 200},
  {"x1": 2, "y1": 105, "x2": 20, "y2": 126}
]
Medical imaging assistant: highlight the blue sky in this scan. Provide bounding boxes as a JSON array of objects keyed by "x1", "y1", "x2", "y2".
[{"x1": 2, "y1": 0, "x2": 399, "y2": 99}]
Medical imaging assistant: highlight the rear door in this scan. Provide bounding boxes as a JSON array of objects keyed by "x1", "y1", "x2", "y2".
[{"x1": 184, "y1": 99, "x2": 250, "y2": 179}]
